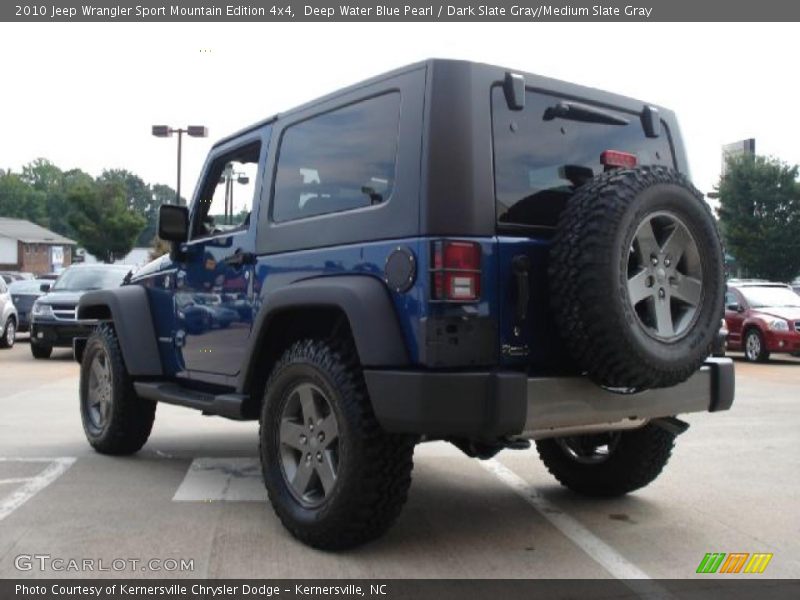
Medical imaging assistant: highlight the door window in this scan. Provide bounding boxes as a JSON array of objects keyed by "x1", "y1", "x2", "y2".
[{"x1": 191, "y1": 142, "x2": 261, "y2": 240}]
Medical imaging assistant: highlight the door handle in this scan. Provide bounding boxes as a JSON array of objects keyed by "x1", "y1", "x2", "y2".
[
  {"x1": 512, "y1": 254, "x2": 531, "y2": 322},
  {"x1": 223, "y1": 250, "x2": 256, "y2": 268}
]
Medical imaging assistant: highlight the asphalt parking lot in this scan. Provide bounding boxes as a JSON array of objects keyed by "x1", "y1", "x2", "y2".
[{"x1": 1, "y1": 336, "x2": 798, "y2": 581}]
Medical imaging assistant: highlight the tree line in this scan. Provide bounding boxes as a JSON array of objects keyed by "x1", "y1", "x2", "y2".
[
  {"x1": 1, "y1": 155, "x2": 799, "y2": 281},
  {"x1": 0, "y1": 158, "x2": 181, "y2": 263},
  {"x1": 717, "y1": 154, "x2": 800, "y2": 282}
]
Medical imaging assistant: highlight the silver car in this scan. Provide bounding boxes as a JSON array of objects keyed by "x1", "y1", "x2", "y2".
[{"x1": 0, "y1": 276, "x2": 18, "y2": 348}]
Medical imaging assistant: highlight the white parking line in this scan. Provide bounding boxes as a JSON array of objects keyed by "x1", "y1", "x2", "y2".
[
  {"x1": 0, "y1": 478, "x2": 35, "y2": 485},
  {"x1": 0, "y1": 457, "x2": 76, "y2": 522},
  {"x1": 481, "y1": 459, "x2": 674, "y2": 599},
  {"x1": 173, "y1": 457, "x2": 266, "y2": 502}
]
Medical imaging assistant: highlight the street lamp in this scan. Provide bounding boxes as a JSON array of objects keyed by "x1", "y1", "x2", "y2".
[
  {"x1": 151, "y1": 125, "x2": 208, "y2": 205},
  {"x1": 219, "y1": 164, "x2": 250, "y2": 224}
]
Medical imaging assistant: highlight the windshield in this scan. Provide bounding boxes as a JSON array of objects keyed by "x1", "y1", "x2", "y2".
[
  {"x1": 9, "y1": 280, "x2": 48, "y2": 294},
  {"x1": 740, "y1": 286, "x2": 800, "y2": 308},
  {"x1": 51, "y1": 267, "x2": 127, "y2": 292}
]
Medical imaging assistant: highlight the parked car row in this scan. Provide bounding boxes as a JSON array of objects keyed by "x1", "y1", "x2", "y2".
[
  {"x1": 724, "y1": 280, "x2": 800, "y2": 362},
  {"x1": 0, "y1": 264, "x2": 131, "y2": 354},
  {"x1": 4, "y1": 267, "x2": 800, "y2": 366}
]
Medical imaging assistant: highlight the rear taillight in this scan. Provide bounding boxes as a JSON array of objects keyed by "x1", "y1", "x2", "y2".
[
  {"x1": 601, "y1": 150, "x2": 638, "y2": 169},
  {"x1": 431, "y1": 240, "x2": 481, "y2": 302}
]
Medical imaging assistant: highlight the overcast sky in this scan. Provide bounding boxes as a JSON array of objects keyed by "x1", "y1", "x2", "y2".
[{"x1": 1, "y1": 22, "x2": 798, "y2": 201}]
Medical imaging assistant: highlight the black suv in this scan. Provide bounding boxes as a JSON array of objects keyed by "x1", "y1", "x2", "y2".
[
  {"x1": 75, "y1": 60, "x2": 734, "y2": 549},
  {"x1": 30, "y1": 264, "x2": 130, "y2": 358}
]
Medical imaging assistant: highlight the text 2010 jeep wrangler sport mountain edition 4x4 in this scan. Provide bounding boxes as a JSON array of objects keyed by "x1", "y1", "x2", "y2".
[{"x1": 75, "y1": 59, "x2": 734, "y2": 549}]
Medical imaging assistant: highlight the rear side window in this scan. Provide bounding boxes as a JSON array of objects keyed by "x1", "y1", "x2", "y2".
[
  {"x1": 272, "y1": 93, "x2": 401, "y2": 223},
  {"x1": 492, "y1": 87, "x2": 675, "y2": 230}
]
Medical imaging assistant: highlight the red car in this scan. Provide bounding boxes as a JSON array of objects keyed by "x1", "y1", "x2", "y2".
[{"x1": 725, "y1": 281, "x2": 800, "y2": 362}]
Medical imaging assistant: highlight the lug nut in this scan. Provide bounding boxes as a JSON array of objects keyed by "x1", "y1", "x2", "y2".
[
  {"x1": 316, "y1": 452, "x2": 323, "y2": 462},
  {"x1": 300, "y1": 435, "x2": 307, "y2": 445},
  {"x1": 645, "y1": 275, "x2": 654, "y2": 288},
  {"x1": 650, "y1": 255, "x2": 658, "y2": 266},
  {"x1": 305, "y1": 454, "x2": 312, "y2": 464},
  {"x1": 664, "y1": 256, "x2": 672, "y2": 267},
  {"x1": 659, "y1": 288, "x2": 666, "y2": 299},
  {"x1": 318, "y1": 432, "x2": 325, "y2": 443}
]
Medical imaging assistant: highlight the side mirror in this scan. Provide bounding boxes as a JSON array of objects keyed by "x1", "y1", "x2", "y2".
[
  {"x1": 40, "y1": 283, "x2": 51, "y2": 293},
  {"x1": 158, "y1": 204, "x2": 189, "y2": 242},
  {"x1": 726, "y1": 302, "x2": 742, "y2": 313}
]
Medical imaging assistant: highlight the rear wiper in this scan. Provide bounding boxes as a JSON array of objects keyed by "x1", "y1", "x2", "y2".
[{"x1": 543, "y1": 101, "x2": 629, "y2": 126}]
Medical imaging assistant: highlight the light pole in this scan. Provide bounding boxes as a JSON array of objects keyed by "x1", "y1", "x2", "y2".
[
  {"x1": 151, "y1": 125, "x2": 208, "y2": 205},
  {"x1": 220, "y1": 164, "x2": 250, "y2": 224}
]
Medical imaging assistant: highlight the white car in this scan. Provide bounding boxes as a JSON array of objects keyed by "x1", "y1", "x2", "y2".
[{"x1": 0, "y1": 277, "x2": 19, "y2": 348}]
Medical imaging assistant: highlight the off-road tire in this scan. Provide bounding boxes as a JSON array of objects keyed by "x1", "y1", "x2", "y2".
[
  {"x1": 536, "y1": 423, "x2": 676, "y2": 497},
  {"x1": 260, "y1": 339, "x2": 416, "y2": 550},
  {"x1": 79, "y1": 324, "x2": 156, "y2": 455},
  {"x1": 743, "y1": 328, "x2": 770, "y2": 363},
  {"x1": 30, "y1": 342, "x2": 52, "y2": 359},
  {"x1": 549, "y1": 166, "x2": 725, "y2": 390},
  {"x1": 0, "y1": 317, "x2": 15, "y2": 348}
]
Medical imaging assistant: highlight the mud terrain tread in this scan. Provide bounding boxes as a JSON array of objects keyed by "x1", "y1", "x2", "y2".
[
  {"x1": 260, "y1": 339, "x2": 416, "y2": 550},
  {"x1": 80, "y1": 324, "x2": 156, "y2": 455},
  {"x1": 548, "y1": 166, "x2": 724, "y2": 389},
  {"x1": 536, "y1": 423, "x2": 676, "y2": 496}
]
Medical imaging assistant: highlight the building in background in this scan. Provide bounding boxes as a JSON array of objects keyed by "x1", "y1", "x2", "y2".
[
  {"x1": 721, "y1": 138, "x2": 756, "y2": 174},
  {"x1": 0, "y1": 217, "x2": 76, "y2": 275}
]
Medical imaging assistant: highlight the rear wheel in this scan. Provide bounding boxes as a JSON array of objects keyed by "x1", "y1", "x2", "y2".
[
  {"x1": 260, "y1": 339, "x2": 416, "y2": 550},
  {"x1": 744, "y1": 328, "x2": 770, "y2": 362},
  {"x1": 0, "y1": 318, "x2": 15, "y2": 348},
  {"x1": 536, "y1": 423, "x2": 676, "y2": 497},
  {"x1": 30, "y1": 342, "x2": 52, "y2": 359},
  {"x1": 549, "y1": 166, "x2": 725, "y2": 390},
  {"x1": 79, "y1": 324, "x2": 156, "y2": 455}
]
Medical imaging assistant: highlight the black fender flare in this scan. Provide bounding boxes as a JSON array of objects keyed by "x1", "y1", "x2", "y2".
[
  {"x1": 239, "y1": 275, "x2": 409, "y2": 391},
  {"x1": 77, "y1": 286, "x2": 163, "y2": 376}
]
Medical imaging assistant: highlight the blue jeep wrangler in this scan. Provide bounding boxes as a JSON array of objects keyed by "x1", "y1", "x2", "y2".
[{"x1": 76, "y1": 59, "x2": 734, "y2": 549}]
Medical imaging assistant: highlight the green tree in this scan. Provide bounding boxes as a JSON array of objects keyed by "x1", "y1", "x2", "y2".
[
  {"x1": 717, "y1": 154, "x2": 800, "y2": 282},
  {"x1": 0, "y1": 170, "x2": 47, "y2": 223},
  {"x1": 67, "y1": 180, "x2": 146, "y2": 263},
  {"x1": 19, "y1": 158, "x2": 76, "y2": 237},
  {"x1": 146, "y1": 183, "x2": 181, "y2": 246}
]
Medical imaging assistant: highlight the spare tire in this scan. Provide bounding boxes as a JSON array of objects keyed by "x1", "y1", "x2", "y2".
[{"x1": 549, "y1": 166, "x2": 724, "y2": 390}]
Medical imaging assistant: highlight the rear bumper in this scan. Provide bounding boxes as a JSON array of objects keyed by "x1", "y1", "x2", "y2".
[{"x1": 364, "y1": 358, "x2": 735, "y2": 439}]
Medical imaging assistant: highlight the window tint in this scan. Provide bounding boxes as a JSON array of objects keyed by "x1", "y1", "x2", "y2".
[
  {"x1": 191, "y1": 142, "x2": 261, "y2": 240},
  {"x1": 492, "y1": 87, "x2": 675, "y2": 230},
  {"x1": 272, "y1": 93, "x2": 401, "y2": 223}
]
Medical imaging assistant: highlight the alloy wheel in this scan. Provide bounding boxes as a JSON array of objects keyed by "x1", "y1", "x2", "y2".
[
  {"x1": 278, "y1": 382, "x2": 340, "y2": 508},
  {"x1": 87, "y1": 350, "x2": 112, "y2": 431},
  {"x1": 555, "y1": 432, "x2": 622, "y2": 465},
  {"x1": 745, "y1": 331, "x2": 761, "y2": 361},
  {"x1": 627, "y1": 211, "x2": 703, "y2": 341}
]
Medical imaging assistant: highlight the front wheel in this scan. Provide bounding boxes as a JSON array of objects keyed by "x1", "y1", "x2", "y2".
[
  {"x1": 79, "y1": 324, "x2": 156, "y2": 455},
  {"x1": 0, "y1": 318, "x2": 15, "y2": 348},
  {"x1": 743, "y1": 329, "x2": 770, "y2": 363},
  {"x1": 536, "y1": 423, "x2": 676, "y2": 497},
  {"x1": 260, "y1": 339, "x2": 416, "y2": 550}
]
